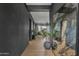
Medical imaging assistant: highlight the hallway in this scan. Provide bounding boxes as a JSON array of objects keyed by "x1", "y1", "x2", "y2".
[
  {"x1": 21, "y1": 36, "x2": 54, "y2": 56},
  {"x1": 0, "y1": 3, "x2": 77, "y2": 56}
]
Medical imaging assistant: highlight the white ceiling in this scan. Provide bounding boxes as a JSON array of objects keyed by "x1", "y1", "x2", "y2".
[
  {"x1": 27, "y1": 3, "x2": 51, "y2": 24},
  {"x1": 31, "y1": 12, "x2": 49, "y2": 24}
]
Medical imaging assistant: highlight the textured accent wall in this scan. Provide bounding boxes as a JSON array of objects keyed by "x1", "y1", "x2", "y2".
[{"x1": 0, "y1": 3, "x2": 30, "y2": 56}]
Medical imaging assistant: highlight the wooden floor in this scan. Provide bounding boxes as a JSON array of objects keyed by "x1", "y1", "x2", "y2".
[
  {"x1": 21, "y1": 35, "x2": 75, "y2": 56},
  {"x1": 21, "y1": 36, "x2": 54, "y2": 56}
]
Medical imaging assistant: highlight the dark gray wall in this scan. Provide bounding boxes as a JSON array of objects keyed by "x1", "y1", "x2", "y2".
[
  {"x1": 29, "y1": 14, "x2": 34, "y2": 40},
  {"x1": 29, "y1": 19, "x2": 32, "y2": 40},
  {"x1": 0, "y1": 3, "x2": 30, "y2": 56}
]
